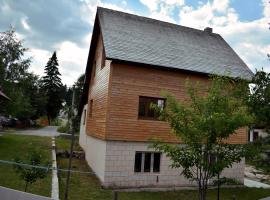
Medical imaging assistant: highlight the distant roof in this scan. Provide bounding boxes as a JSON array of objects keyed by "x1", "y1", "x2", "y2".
[{"x1": 98, "y1": 7, "x2": 253, "y2": 79}]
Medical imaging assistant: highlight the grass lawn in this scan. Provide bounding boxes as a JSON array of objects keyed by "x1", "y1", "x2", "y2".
[
  {"x1": 56, "y1": 137, "x2": 270, "y2": 200},
  {"x1": 0, "y1": 134, "x2": 52, "y2": 197}
]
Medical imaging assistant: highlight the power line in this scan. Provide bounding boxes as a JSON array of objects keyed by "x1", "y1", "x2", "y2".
[{"x1": 0, "y1": 159, "x2": 95, "y2": 174}]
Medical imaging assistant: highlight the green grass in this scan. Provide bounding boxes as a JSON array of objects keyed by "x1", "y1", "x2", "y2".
[
  {"x1": 120, "y1": 188, "x2": 270, "y2": 200},
  {"x1": 55, "y1": 136, "x2": 81, "y2": 151},
  {"x1": 56, "y1": 137, "x2": 270, "y2": 200},
  {"x1": 0, "y1": 134, "x2": 52, "y2": 197},
  {"x1": 57, "y1": 157, "x2": 113, "y2": 200}
]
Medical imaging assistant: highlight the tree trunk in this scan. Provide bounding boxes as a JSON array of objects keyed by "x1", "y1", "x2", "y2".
[
  {"x1": 199, "y1": 182, "x2": 207, "y2": 200},
  {"x1": 47, "y1": 115, "x2": 51, "y2": 125},
  {"x1": 199, "y1": 187, "x2": 207, "y2": 200},
  {"x1": 217, "y1": 173, "x2": 220, "y2": 200},
  {"x1": 24, "y1": 181, "x2": 28, "y2": 192}
]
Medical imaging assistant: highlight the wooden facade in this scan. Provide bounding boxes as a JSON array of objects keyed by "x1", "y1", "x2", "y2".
[{"x1": 85, "y1": 34, "x2": 248, "y2": 144}]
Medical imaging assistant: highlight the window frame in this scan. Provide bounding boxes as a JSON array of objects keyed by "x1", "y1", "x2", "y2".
[
  {"x1": 134, "y1": 151, "x2": 161, "y2": 173},
  {"x1": 138, "y1": 96, "x2": 166, "y2": 121}
]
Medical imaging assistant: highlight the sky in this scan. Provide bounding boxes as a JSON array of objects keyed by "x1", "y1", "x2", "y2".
[{"x1": 0, "y1": 0, "x2": 269, "y2": 85}]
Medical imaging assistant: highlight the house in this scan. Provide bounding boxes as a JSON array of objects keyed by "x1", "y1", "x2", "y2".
[
  {"x1": 78, "y1": 7, "x2": 254, "y2": 189},
  {"x1": 249, "y1": 127, "x2": 269, "y2": 142}
]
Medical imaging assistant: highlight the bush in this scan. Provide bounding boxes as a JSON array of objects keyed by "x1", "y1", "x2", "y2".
[
  {"x1": 57, "y1": 122, "x2": 70, "y2": 133},
  {"x1": 13, "y1": 150, "x2": 49, "y2": 192},
  {"x1": 51, "y1": 119, "x2": 62, "y2": 126}
]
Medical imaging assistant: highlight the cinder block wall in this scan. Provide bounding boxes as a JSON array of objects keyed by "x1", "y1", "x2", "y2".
[{"x1": 102, "y1": 140, "x2": 244, "y2": 188}]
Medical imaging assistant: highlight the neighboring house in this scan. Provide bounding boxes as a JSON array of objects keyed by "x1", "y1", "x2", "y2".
[
  {"x1": 78, "y1": 7, "x2": 253, "y2": 189},
  {"x1": 249, "y1": 127, "x2": 269, "y2": 142}
]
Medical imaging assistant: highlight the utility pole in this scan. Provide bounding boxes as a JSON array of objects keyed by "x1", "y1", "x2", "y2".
[{"x1": 64, "y1": 85, "x2": 76, "y2": 200}]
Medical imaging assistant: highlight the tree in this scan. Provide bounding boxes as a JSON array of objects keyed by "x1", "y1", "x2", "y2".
[
  {"x1": 42, "y1": 51, "x2": 63, "y2": 124},
  {"x1": 151, "y1": 76, "x2": 252, "y2": 200},
  {"x1": 62, "y1": 74, "x2": 85, "y2": 132},
  {"x1": 248, "y1": 69, "x2": 270, "y2": 130},
  {"x1": 13, "y1": 150, "x2": 48, "y2": 192},
  {"x1": 0, "y1": 28, "x2": 32, "y2": 118},
  {"x1": 0, "y1": 28, "x2": 30, "y2": 85}
]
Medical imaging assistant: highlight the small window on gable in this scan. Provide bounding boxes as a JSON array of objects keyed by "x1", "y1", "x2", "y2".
[
  {"x1": 89, "y1": 100, "x2": 93, "y2": 118},
  {"x1": 92, "y1": 61, "x2": 96, "y2": 78},
  {"x1": 101, "y1": 48, "x2": 105, "y2": 69},
  {"x1": 138, "y1": 96, "x2": 165, "y2": 120}
]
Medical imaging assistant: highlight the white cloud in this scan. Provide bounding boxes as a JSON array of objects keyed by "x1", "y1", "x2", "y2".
[
  {"x1": 26, "y1": 48, "x2": 51, "y2": 77},
  {"x1": 97, "y1": 0, "x2": 134, "y2": 13},
  {"x1": 21, "y1": 17, "x2": 30, "y2": 31},
  {"x1": 54, "y1": 41, "x2": 89, "y2": 85},
  {"x1": 212, "y1": 0, "x2": 229, "y2": 13},
  {"x1": 140, "y1": 0, "x2": 184, "y2": 23},
  {"x1": 263, "y1": 0, "x2": 270, "y2": 17},
  {"x1": 178, "y1": 0, "x2": 270, "y2": 72},
  {"x1": 140, "y1": 0, "x2": 159, "y2": 11}
]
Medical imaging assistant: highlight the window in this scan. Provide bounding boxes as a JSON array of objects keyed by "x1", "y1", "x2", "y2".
[
  {"x1": 89, "y1": 100, "x2": 93, "y2": 118},
  {"x1": 134, "y1": 152, "x2": 142, "y2": 172},
  {"x1": 83, "y1": 110, "x2": 86, "y2": 125},
  {"x1": 134, "y1": 152, "x2": 161, "y2": 173},
  {"x1": 138, "y1": 96, "x2": 165, "y2": 120},
  {"x1": 153, "y1": 153, "x2": 161, "y2": 172},
  {"x1": 144, "y1": 152, "x2": 151, "y2": 172},
  {"x1": 253, "y1": 131, "x2": 259, "y2": 141},
  {"x1": 92, "y1": 61, "x2": 96, "y2": 78},
  {"x1": 101, "y1": 49, "x2": 105, "y2": 69}
]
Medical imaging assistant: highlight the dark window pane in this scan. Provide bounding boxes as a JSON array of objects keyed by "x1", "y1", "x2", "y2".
[
  {"x1": 153, "y1": 153, "x2": 161, "y2": 172},
  {"x1": 139, "y1": 102, "x2": 145, "y2": 117},
  {"x1": 144, "y1": 152, "x2": 151, "y2": 172},
  {"x1": 253, "y1": 132, "x2": 259, "y2": 141},
  {"x1": 101, "y1": 49, "x2": 105, "y2": 69},
  {"x1": 138, "y1": 96, "x2": 165, "y2": 119},
  {"x1": 134, "y1": 152, "x2": 142, "y2": 172},
  {"x1": 93, "y1": 61, "x2": 96, "y2": 77}
]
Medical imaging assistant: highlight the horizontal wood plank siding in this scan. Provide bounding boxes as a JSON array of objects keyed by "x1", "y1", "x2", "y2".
[{"x1": 106, "y1": 63, "x2": 248, "y2": 144}]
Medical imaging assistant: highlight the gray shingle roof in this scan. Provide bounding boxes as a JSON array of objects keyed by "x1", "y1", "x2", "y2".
[{"x1": 97, "y1": 7, "x2": 253, "y2": 79}]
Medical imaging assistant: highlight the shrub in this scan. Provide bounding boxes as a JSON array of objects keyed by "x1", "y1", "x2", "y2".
[{"x1": 57, "y1": 122, "x2": 70, "y2": 133}]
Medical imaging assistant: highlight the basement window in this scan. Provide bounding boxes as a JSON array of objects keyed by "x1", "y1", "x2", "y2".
[
  {"x1": 138, "y1": 96, "x2": 165, "y2": 120},
  {"x1": 134, "y1": 152, "x2": 161, "y2": 173}
]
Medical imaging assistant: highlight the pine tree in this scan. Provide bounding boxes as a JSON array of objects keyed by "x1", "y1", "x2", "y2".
[{"x1": 42, "y1": 51, "x2": 63, "y2": 124}]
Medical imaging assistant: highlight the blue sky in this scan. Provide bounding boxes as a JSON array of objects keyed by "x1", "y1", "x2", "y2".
[{"x1": 0, "y1": 0, "x2": 269, "y2": 85}]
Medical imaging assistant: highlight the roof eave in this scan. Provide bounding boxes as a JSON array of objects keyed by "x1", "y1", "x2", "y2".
[{"x1": 78, "y1": 11, "x2": 101, "y2": 116}]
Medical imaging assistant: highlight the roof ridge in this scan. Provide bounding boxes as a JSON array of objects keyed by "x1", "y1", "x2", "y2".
[{"x1": 97, "y1": 6, "x2": 219, "y2": 36}]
